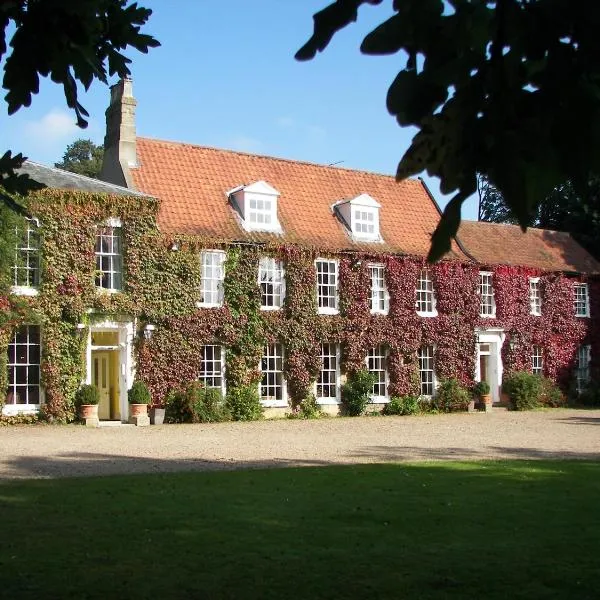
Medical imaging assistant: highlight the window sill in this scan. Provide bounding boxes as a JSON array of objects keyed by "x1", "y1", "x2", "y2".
[
  {"x1": 11, "y1": 286, "x2": 39, "y2": 297},
  {"x1": 479, "y1": 314, "x2": 496, "y2": 319},
  {"x1": 2, "y1": 404, "x2": 39, "y2": 416},
  {"x1": 530, "y1": 311, "x2": 541, "y2": 317},
  {"x1": 96, "y1": 288, "x2": 122, "y2": 295},
  {"x1": 575, "y1": 314, "x2": 590, "y2": 318},
  {"x1": 370, "y1": 309, "x2": 389, "y2": 316},
  {"x1": 369, "y1": 396, "x2": 390, "y2": 404},
  {"x1": 260, "y1": 399, "x2": 288, "y2": 408},
  {"x1": 260, "y1": 306, "x2": 282, "y2": 312},
  {"x1": 318, "y1": 308, "x2": 339, "y2": 316},
  {"x1": 195, "y1": 301, "x2": 223, "y2": 309},
  {"x1": 416, "y1": 310, "x2": 438, "y2": 318},
  {"x1": 316, "y1": 398, "x2": 341, "y2": 405}
]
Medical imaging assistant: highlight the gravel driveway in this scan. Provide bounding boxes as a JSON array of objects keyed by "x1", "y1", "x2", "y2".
[{"x1": 1, "y1": 409, "x2": 599, "y2": 479}]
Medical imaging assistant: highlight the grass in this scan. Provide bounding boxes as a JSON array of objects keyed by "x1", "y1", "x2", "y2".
[{"x1": 1, "y1": 460, "x2": 599, "y2": 599}]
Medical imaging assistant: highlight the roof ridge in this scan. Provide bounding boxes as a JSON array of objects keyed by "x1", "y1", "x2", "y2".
[
  {"x1": 461, "y1": 219, "x2": 569, "y2": 237},
  {"x1": 136, "y1": 136, "x2": 417, "y2": 182}
]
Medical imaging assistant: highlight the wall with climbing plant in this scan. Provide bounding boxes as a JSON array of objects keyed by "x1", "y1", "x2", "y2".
[{"x1": 1, "y1": 187, "x2": 597, "y2": 421}]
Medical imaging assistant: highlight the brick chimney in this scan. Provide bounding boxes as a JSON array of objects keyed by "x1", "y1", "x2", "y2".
[{"x1": 99, "y1": 78, "x2": 138, "y2": 188}]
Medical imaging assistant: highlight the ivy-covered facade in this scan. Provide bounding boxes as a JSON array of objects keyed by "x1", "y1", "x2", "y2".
[{"x1": 2, "y1": 80, "x2": 599, "y2": 421}]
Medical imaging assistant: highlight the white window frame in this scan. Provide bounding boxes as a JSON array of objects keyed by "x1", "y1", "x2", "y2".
[
  {"x1": 95, "y1": 224, "x2": 123, "y2": 292},
  {"x1": 315, "y1": 259, "x2": 339, "y2": 314},
  {"x1": 199, "y1": 250, "x2": 226, "y2": 308},
  {"x1": 259, "y1": 344, "x2": 287, "y2": 407},
  {"x1": 418, "y1": 345, "x2": 436, "y2": 397},
  {"x1": 5, "y1": 324, "x2": 42, "y2": 413},
  {"x1": 576, "y1": 344, "x2": 591, "y2": 393},
  {"x1": 529, "y1": 277, "x2": 541, "y2": 316},
  {"x1": 353, "y1": 208, "x2": 377, "y2": 237},
  {"x1": 532, "y1": 345, "x2": 543, "y2": 375},
  {"x1": 248, "y1": 197, "x2": 275, "y2": 228},
  {"x1": 366, "y1": 345, "x2": 389, "y2": 402},
  {"x1": 416, "y1": 268, "x2": 437, "y2": 317},
  {"x1": 259, "y1": 257, "x2": 285, "y2": 310},
  {"x1": 315, "y1": 343, "x2": 341, "y2": 404},
  {"x1": 369, "y1": 264, "x2": 389, "y2": 315},
  {"x1": 12, "y1": 217, "x2": 40, "y2": 296},
  {"x1": 199, "y1": 344, "x2": 226, "y2": 397},
  {"x1": 479, "y1": 271, "x2": 496, "y2": 318},
  {"x1": 574, "y1": 283, "x2": 590, "y2": 318}
]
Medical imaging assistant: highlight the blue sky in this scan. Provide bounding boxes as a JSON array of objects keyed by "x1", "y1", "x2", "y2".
[{"x1": 0, "y1": 0, "x2": 479, "y2": 219}]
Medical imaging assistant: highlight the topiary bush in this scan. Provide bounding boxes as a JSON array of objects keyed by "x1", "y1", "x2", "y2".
[
  {"x1": 128, "y1": 380, "x2": 151, "y2": 405},
  {"x1": 75, "y1": 384, "x2": 100, "y2": 406},
  {"x1": 432, "y1": 378, "x2": 470, "y2": 412},
  {"x1": 503, "y1": 371, "x2": 542, "y2": 410},
  {"x1": 473, "y1": 381, "x2": 490, "y2": 397},
  {"x1": 341, "y1": 369, "x2": 376, "y2": 416},
  {"x1": 226, "y1": 385, "x2": 263, "y2": 421},
  {"x1": 384, "y1": 395, "x2": 420, "y2": 416}
]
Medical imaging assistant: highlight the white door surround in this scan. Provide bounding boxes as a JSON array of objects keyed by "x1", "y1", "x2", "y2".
[
  {"x1": 85, "y1": 320, "x2": 135, "y2": 422},
  {"x1": 475, "y1": 329, "x2": 505, "y2": 404}
]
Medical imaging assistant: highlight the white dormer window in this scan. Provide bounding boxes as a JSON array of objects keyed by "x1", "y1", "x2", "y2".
[
  {"x1": 228, "y1": 180, "x2": 282, "y2": 233},
  {"x1": 333, "y1": 193, "x2": 382, "y2": 242}
]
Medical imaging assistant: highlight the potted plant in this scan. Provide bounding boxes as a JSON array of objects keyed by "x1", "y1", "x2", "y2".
[
  {"x1": 128, "y1": 380, "x2": 151, "y2": 420},
  {"x1": 473, "y1": 381, "x2": 492, "y2": 411},
  {"x1": 76, "y1": 384, "x2": 100, "y2": 424}
]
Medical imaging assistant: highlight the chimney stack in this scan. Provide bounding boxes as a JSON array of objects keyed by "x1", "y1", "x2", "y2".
[{"x1": 99, "y1": 78, "x2": 137, "y2": 188}]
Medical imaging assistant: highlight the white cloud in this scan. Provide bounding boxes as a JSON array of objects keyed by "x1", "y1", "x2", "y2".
[{"x1": 23, "y1": 108, "x2": 80, "y2": 142}]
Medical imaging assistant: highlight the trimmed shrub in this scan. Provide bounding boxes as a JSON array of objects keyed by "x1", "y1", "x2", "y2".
[
  {"x1": 503, "y1": 371, "x2": 542, "y2": 410},
  {"x1": 539, "y1": 377, "x2": 566, "y2": 407},
  {"x1": 128, "y1": 380, "x2": 151, "y2": 405},
  {"x1": 432, "y1": 378, "x2": 470, "y2": 412},
  {"x1": 341, "y1": 369, "x2": 376, "y2": 416},
  {"x1": 75, "y1": 384, "x2": 100, "y2": 406},
  {"x1": 226, "y1": 385, "x2": 263, "y2": 421},
  {"x1": 166, "y1": 382, "x2": 231, "y2": 423},
  {"x1": 384, "y1": 395, "x2": 420, "y2": 416},
  {"x1": 289, "y1": 394, "x2": 323, "y2": 419},
  {"x1": 473, "y1": 381, "x2": 490, "y2": 397}
]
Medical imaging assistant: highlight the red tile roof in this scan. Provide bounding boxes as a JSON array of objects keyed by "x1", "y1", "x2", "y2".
[
  {"x1": 131, "y1": 137, "x2": 466, "y2": 258},
  {"x1": 130, "y1": 137, "x2": 599, "y2": 273},
  {"x1": 458, "y1": 221, "x2": 600, "y2": 274}
]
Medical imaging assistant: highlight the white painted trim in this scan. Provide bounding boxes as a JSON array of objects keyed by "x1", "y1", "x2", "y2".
[
  {"x1": 10, "y1": 286, "x2": 39, "y2": 297},
  {"x1": 258, "y1": 344, "x2": 288, "y2": 407},
  {"x1": 105, "y1": 217, "x2": 122, "y2": 228},
  {"x1": 475, "y1": 329, "x2": 505, "y2": 403},
  {"x1": 315, "y1": 342, "x2": 342, "y2": 405}
]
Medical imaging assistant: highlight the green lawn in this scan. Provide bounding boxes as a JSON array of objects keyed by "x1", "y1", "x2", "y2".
[{"x1": 1, "y1": 461, "x2": 599, "y2": 599}]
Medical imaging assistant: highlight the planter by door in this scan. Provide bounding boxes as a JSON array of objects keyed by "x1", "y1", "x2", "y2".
[{"x1": 130, "y1": 404, "x2": 148, "y2": 418}]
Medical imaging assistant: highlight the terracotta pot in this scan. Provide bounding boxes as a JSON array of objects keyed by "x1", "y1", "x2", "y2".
[
  {"x1": 130, "y1": 403, "x2": 148, "y2": 418},
  {"x1": 481, "y1": 393, "x2": 492, "y2": 405},
  {"x1": 79, "y1": 404, "x2": 99, "y2": 420}
]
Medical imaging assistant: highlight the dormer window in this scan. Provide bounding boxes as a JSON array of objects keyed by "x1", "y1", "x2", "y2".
[
  {"x1": 333, "y1": 193, "x2": 382, "y2": 242},
  {"x1": 228, "y1": 180, "x2": 282, "y2": 233}
]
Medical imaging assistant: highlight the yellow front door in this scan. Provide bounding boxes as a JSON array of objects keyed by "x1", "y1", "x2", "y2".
[{"x1": 93, "y1": 351, "x2": 119, "y2": 420}]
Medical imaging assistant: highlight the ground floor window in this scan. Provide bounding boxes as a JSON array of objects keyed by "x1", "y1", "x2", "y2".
[
  {"x1": 367, "y1": 345, "x2": 388, "y2": 399},
  {"x1": 200, "y1": 345, "x2": 224, "y2": 393},
  {"x1": 419, "y1": 345, "x2": 435, "y2": 396},
  {"x1": 576, "y1": 345, "x2": 591, "y2": 393},
  {"x1": 6, "y1": 325, "x2": 41, "y2": 406},
  {"x1": 532, "y1": 345, "x2": 543, "y2": 375},
  {"x1": 260, "y1": 344, "x2": 285, "y2": 403},
  {"x1": 317, "y1": 343, "x2": 339, "y2": 402}
]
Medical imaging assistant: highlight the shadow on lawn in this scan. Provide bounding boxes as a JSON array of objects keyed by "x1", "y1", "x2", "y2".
[{"x1": 2, "y1": 443, "x2": 599, "y2": 480}]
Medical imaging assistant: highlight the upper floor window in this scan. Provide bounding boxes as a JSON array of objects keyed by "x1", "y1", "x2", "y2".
[
  {"x1": 574, "y1": 283, "x2": 590, "y2": 317},
  {"x1": 532, "y1": 345, "x2": 543, "y2": 375},
  {"x1": 200, "y1": 250, "x2": 225, "y2": 307},
  {"x1": 260, "y1": 344, "x2": 285, "y2": 405},
  {"x1": 419, "y1": 345, "x2": 435, "y2": 396},
  {"x1": 259, "y1": 257, "x2": 285, "y2": 310},
  {"x1": 576, "y1": 345, "x2": 591, "y2": 393},
  {"x1": 367, "y1": 345, "x2": 388, "y2": 400},
  {"x1": 333, "y1": 193, "x2": 382, "y2": 242},
  {"x1": 416, "y1": 269, "x2": 436, "y2": 316},
  {"x1": 6, "y1": 325, "x2": 41, "y2": 407},
  {"x1": 228, "y1": 180, "x2": 282, "y2": 233},
  {"x1": 370, "y1": 264, "x2": 389, "y2": 314},
  {"x1": 479, "y1": 272, "x2": 495, "y2": 317},
  {"x1": 316, "y1": 259, "x2": 338, "y2": 313},
  {"x1": 200, "y1": 345, "x2": 225, "y2": 395},
  {"x1": 95, "y1": 224, "x2": 122, "y2": 291},
  {"x1": 529, "y1": 278, "x2": 541, "y2": 316},
  {"x1": 316, "y1": 343, "x2": 340, "y2": 403},
  {"x1": 13, "y1": 218, "x2": 40, "y2": 290}
]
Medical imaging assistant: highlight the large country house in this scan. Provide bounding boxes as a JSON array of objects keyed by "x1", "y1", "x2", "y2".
[{"x1": 2, "y1": 79, "x2": 599, "y2": 421}]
